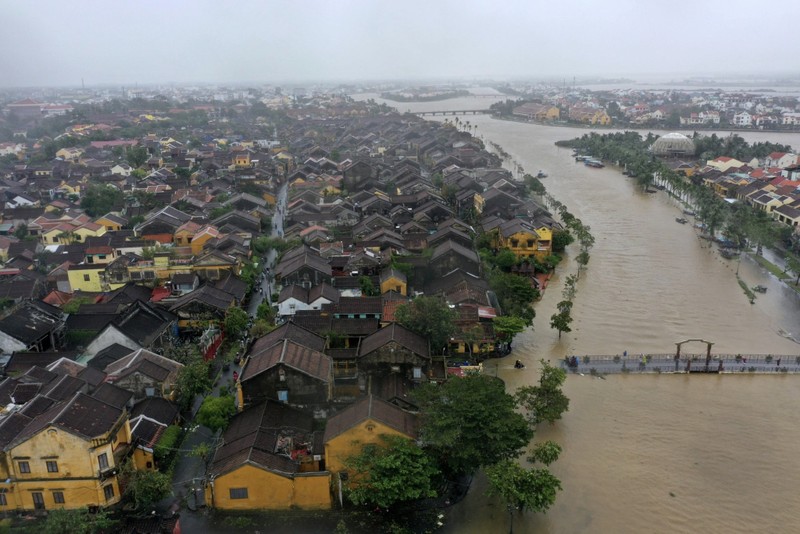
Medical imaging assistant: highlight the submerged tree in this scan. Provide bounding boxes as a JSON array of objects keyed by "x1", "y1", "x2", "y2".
[
  {"x1": 344, "y1": 434, "x2": 440, "y2": 509},
  {"x1": 413, "y1": 374, "x2": 533, "y2": 475},
  {"x1": 516, "y1": 359, "x2": 570, "y2": 425}
]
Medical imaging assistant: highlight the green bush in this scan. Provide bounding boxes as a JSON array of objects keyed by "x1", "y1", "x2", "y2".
[
  {"x1": 765, "y1": 355, "x2": 773, "y2": 363},
  {"x1": 613, "y1": 355, "x2": 621, "y2": 363},
  {"x1": 583, "y1": 355, "x2": 590, "y2": 364},
  {"x1": 154, "y1": 425, "x2": 182, "y2": 466}
]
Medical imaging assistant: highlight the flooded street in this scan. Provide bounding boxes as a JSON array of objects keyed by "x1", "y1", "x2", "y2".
[{"x1": 356, "y1": 93, "x2": 800, "y2": 533}]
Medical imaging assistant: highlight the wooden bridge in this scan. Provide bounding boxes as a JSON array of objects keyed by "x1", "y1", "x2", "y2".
[{"x1": 413, "y1": 109, "x2": 492, "y2": 116}]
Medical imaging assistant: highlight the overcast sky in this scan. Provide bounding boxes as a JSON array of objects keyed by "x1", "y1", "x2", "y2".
[{"x1": 2, "y1": 0, "x2": 798, "y2": 87}]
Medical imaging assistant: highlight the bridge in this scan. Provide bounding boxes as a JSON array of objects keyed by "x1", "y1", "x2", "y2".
[
  {"x1": 413, "y1": 109, "x2": 492, "y2": 116},
  {"x1": 561, "y1": 353, "x2": 800, "y2": 375},
  {"x1": 559, "y1": 340, "x2": 800, "y2": 375}
]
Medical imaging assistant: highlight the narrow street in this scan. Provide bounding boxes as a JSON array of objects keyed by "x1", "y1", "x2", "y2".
[
  {"x1": 247, "y1": 181, "x2": 287, "y2": 315},
  {"x1": 164, "y1": 181, "x2": 288, "y2": 516}
]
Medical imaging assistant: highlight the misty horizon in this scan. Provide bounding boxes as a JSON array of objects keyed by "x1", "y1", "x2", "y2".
[{"x1": 3, "y1": 0, "x2": 799, "y2": 89}]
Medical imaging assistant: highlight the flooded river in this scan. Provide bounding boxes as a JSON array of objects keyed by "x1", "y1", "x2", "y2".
[{"x1": 355, "y1": 93, "x2": 800, "y2": 533}]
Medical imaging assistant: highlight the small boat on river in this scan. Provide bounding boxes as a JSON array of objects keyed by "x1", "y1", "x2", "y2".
[
  {"x1": 675, "y1": 217, "x2": 688, "y2": 224},
  {"x1": 584, "y1": 158, "x2": 604, "y2": 168},
  {"x1": 752, "y1": 285, "x2": 767, "y2": 293},
  {"x1": 536, "y1": 170, "x2": 548, "y2": 179}
]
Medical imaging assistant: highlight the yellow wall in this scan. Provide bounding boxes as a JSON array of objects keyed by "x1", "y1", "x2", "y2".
[
  {"x1": 1, "y1": 420, "x2": 130, "y2": 511},
  {"x1": 68, "y1": 268, "x2": 105, "y2": 292},
  {"x1": 132, "y1": 447, "x2": 156, "y2": 471},
  {"x1": 95, "y1": 217, "x2": 123, "y2": 232},
  {"x1": 380, "y1": 276, "x2": 407, "y2": 296},
  {"x1": 325, "y1": 420, "x2": 412, "y2": 474},
  {"x1": 208, "y1": 464, "x2": 330, "y2": 510},
  {"x1": 74, "y1": 226, "x2": 107, "y2": 242},
  {"x1": 190, "y1": 233, "x2": 215, "y2": 255}
]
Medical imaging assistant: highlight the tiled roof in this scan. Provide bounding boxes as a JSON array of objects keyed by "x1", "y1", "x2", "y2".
[
  {"x1": 323, "y1": 394, "x2": 418, "y2": 443},
  {"x1": 208, "y1": 401, "x2": 316, "y2": 478},
  {"x1": 358, "y1": 323, "x2": 430, "y2": 359},
  {"x1": 249, "y1": 322, "x2": 326, "y2": 353},
  {"x1": 241, "y1": 339, "x2": 331, "y2": 383}
]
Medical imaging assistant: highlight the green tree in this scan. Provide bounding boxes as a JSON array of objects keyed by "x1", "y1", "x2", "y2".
[
  {"x1": 395, "y1": 296, "x2": 457, "y2": 354},
  {"x1": 516, "y1": 359, "x2": 570, "y2": 426},
  {"x1": 210, "y1": 205, "x2": 234, "y2": 220},
  {"x1": 175, "y1": 356, "x2": 212, "y2": 412},
  {"x1": 256, "y1": 302, "x2": 274, "y2": 322},
  {"x1": 529, "y1": 440, "x2": 562, "y2": 466},
  {"x1": 42, "y1": 508, "x2": 117, "y2": 534},
  {"x1": 460, "y1": 323, "x2": 486, "y2": 357},
  {"x1": 196, "y1": 395, "x2": 236, "y2": 433},
  {"x1": 359, "y1": 275, "x2": 379, "y2": 296},
  {"x1": 224, "y1": 307, "x2": 249, "y2": 339},
  {"x1": 492, "y1": 315, "x2": 526, "y2": 343},
  {"x1": 250, "y1": 319, "x2": 274, "y2": 338},
  {"x1": 493, "y1": 249, "x2": 518, "y2": 270},
  {"x1": 575, "y1": 250, "x2": 590, "y2": 272},
  {"x1": 344, "y1": 434, "x2": 440, "y2": 509},
  {"x1": 549, "y1": 309, "x2": 573, "y2": 339},
  {"x1": 551, "y1": 229, "x2": 574, "y2": 253},
  {"x1": 80, "y1": 184, "x2": 123, "y2": 217},
  {"x1": 126, "y1": 145, "x2": 149, "y2": 168},
  {"x1": 786, "y1": 254, "x2": 800, "y2": 286},
  {"x1": 489, "y1": 271, "x2": 538, "y2": 325},
  {"x1": 413, "y1": 374, "x2": 533, "y2": 475},
  {"x1": 125, "y1": 469, "x2": 172, "y2": 510},
  {"x1": 485, "y1": 459, "x2": 562, "y2": 517}
]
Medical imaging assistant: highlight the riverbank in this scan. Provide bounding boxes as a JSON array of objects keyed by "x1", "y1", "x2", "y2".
[{"x1": 491, "y1": 114, "x2": 800, "y2": 136}]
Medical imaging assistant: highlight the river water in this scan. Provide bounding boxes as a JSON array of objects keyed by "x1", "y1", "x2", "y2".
[{"x1": 354, "y1": 92, "x2": 800, "y2": 533}]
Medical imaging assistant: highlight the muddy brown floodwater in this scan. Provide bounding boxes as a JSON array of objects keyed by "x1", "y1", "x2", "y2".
[{"x1": 353, "y1": 92, "x2": 800, "y2": 533}]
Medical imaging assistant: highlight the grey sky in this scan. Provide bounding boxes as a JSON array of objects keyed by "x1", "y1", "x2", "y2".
[{"x1": 2, "y1": 0, "x2": 797, "y2": 87}]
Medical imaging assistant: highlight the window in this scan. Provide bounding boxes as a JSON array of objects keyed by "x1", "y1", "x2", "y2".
[
  {"x1": 32, "y1": 492, "x2": 44, "y2": 510},
  {"x1": 277, "y1": 390, "x2": 288, "y2": 403},
  {"x1": 144, "y1": 271, "x2": 155, "y2": 280},
  {"x1": 46, "y1": 461, "x2": 58, "y2": 473},
  {"x1": 18, "y1": 461, "x2": 30, "y2": 474},
  {"x1": 0, "y1": 490, "x2": 7, "y2": 506},
  {"x1": 229, "y1": 488, "x2": 248, "y2": 499},
  {"x1": 98, "y1": 255, "x2": 106, "y2": 260},
  {"x1": 98, "y1": 453, "x2": 109, "y2": 470},
  {"x1": 83, "y1": 274, "x2": 91, "y2": 282},
  {"x1": 52, "y1": 491, "x2": 65, "y2": 504},
  {"x1": 103, "y1": 485, "x2": 114, "y2": 501}
]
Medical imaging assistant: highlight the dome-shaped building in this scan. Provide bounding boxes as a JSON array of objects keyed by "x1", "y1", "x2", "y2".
[{"x1": 651, "y1": 132, "x2": 695, "y2": 157}]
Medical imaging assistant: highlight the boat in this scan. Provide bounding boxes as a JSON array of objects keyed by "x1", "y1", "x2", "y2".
[
  {"x1": 683, "y1": 210, "x2": 696, "y2": 216},
  {"x1": 752, "y1": 285, "x2": 767, "y2": 293},
  {"x1": 575, "y1": 155, "x2": 589, "y2": 162},
  {"x1": 675, "y1": 217, "x2": 688, "y2": 224},
  {"x1": 536, "y1": 170, "x2": 548, "y2": 179},
  {"x1": 584, "y1": 158, "x2": 604, "y2": 168},
  {"x1": 720, "y1": 249, "x2": 737, "y2": 259}
]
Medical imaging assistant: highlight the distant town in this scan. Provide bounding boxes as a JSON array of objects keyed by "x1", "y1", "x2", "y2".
[{"x1": 0, "y1": 80, "x2": 799, "y2": 533}]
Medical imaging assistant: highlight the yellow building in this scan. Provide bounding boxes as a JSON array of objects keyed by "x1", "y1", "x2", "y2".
[
  {"x1": 324, "y1": 394, "x2": 418, "y2": 475},
  {"x1": 205, "y1": 402, "x2": 330, "y2": 510},
  {"x1": 233, "y1": 152, "x2": 252, "y2": 168},
  {"x1": 496, "y1": 219, "x2": 553, "y2": 260},
  {"x1": 379, "y1": 268, "x2": 407, "y2": 296},
  {"x1": 73, "y1": 222, "x2": 107, "y2": 243},
  {"x1": 94, "y1": 214, "x2": 127, "y2": 232},
  {"x1": 0, "y1": 392, "x2": 131, "y2": 512},
  {"x1": 189, "y1": 226, "x2": 221, "y2": 255},
  {"x1": 67, "y1": 264, "x2": 105, "y2": 292}
]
